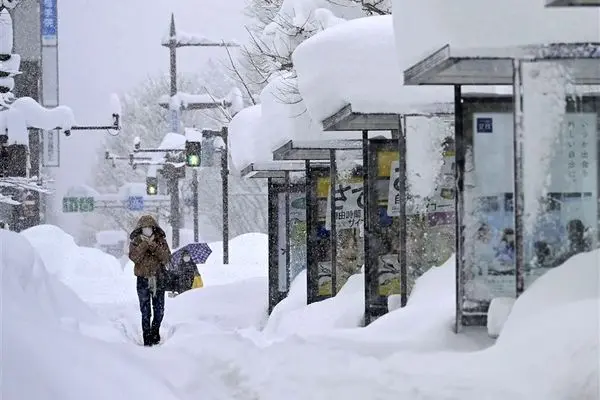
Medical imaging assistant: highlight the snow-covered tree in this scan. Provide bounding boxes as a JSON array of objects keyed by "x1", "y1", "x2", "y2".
[{"x1": 87, "y1": 65, "x2": 267, "y2": 241}]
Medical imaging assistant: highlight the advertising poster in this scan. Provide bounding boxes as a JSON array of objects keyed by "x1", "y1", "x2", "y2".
[
  {"x1": 289, "y1": 192, "x2": 307, "y2": 284},
  {"x1": 325, "y1": 181, "x2": 364, "y2": 230},
  {"x1": 465, "y1": 112, "x2": 598, "y2": 311},
  {"x1": 376, "y1": 150, "x2": 401, "y2": 298}
]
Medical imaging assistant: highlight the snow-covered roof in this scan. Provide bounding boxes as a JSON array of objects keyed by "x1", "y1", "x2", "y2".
[
  {"x1": 292, "y1": 16, "x2": 455, "y2": 125},
  {"x1": 393, "y1": 0, "x2": 600, "y2": 70}
]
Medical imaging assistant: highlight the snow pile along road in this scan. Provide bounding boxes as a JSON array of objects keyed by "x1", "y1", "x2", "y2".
[{"x1": 0, "y1": 229, "x2": 182, "y2": 400}]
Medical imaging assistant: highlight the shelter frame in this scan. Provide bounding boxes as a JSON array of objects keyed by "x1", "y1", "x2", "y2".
[
  {"x1": 241, "y1": 161, "x2": 307, "y2": 313},
  {"x1": 403, "y1": 41, "x2": 600, "y2": 332},
  {"x1": 272, "y1": 140, "x2": 362, "y2": 303}
]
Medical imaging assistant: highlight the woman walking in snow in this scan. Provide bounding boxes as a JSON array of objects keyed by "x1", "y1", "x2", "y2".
[{"x1": 128, "y1": 215, "x2": 171, "y2": 346}]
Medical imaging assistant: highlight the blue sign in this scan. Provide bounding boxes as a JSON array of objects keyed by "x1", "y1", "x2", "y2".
[
  {"x1": 128, "y1": 196, "x2": 144, "y2": 211},
  {"x1": 476, "y1": 118, "x2": 493, "y2": 133},
  {"x1": 41, "y1": 0, "x2": 57, "y2": 41}
]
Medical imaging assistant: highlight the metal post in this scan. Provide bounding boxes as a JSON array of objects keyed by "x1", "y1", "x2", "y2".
[
  {"x1": 396, "y1": 122, "x2": 408, "y2": 307},
  {"x1": 167, "y1": 169, "x2": 181, "y2": 249},
  {"x1": 284, "y1": 171, "x2": 291, "y2": 289},
  {"x1": 513, "y1": 59, "x2": 525, "y2": 297},
  {"x1": 169, "y1": 13, "x2": 179, "y2": 134},
  {"x1": 221, "y1": 126, "x2": 229, "y2": 264},
  {"x1": 361, "y1": 129, "x2": 371, "y2": 325},
  {"x1": 453, "y1": 85, "x2": 465, "y2": 333},
  {"x1": 192, "y1": 168, "x2": 199, "y2": 242},
  {"x1": 167, "y1": 13, "x2": 180, "y2": 248},
  {"x1": 329, "y1": 149, "x2": 338, "y2": 295}
]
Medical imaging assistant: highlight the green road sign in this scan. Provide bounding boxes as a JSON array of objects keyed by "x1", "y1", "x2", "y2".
[{"x1": 62, "y1": 196, "x2": 95, "y2": 213}]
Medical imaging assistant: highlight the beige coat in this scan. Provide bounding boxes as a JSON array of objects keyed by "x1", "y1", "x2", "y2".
[{"x1": 128, "y1": 215, "x2": 171, "y2": 277}]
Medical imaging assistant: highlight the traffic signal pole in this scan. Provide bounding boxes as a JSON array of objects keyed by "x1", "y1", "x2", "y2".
[
  {"x1": 168, "y1": 14, "x2": 181, "y2": 249},
  {"x1": 192, "y1": 169, "x2": 199, "y2": 242}
]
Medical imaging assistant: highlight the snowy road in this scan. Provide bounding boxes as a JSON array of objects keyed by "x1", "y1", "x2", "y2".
[
  {"x1": 7, "y1": 227, "x2": 597, "y2": 400},
  {"x1": 89, "y1": 299, "x2": 530, "y2": 400}
]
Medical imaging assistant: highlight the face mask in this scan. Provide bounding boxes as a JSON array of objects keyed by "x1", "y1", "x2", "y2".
[
  {"x1": 142, "y1": 227, "x2": 153, "y2": 237},
  {"x1": 183, "y1": 256, "x2": 191, "y2": 262}
]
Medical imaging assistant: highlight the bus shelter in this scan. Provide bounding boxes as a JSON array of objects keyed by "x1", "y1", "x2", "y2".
[
  {"x1": 321, "y1": 104, "x2": 454, "y2": 325},
  {"x1": 403, "y1": 42, "x2": 600, "y2": 331},
  {"x1": 272, "y1": 139, "x2": 363, "y2": 304},
  {"x1": 241, "y1": 161, "x2": 310, "y2": 313}
]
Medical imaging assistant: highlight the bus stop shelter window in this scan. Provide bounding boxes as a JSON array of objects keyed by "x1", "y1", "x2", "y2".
[{"x1": 403, "y1": 42, "x2": 600, "y2": 330}]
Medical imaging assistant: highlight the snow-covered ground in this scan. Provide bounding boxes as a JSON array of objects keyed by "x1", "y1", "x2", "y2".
[{"x1": 2, "y1": 224, "x2": 598, "y2": 399}]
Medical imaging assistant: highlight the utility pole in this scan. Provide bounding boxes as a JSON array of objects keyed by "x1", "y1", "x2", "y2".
[
  {"x1": 221, "y1": 126, "x2": 229, "y2": 264},
  {"x1": 161, "y1": 13, "x2": 239, "y2": 254}
]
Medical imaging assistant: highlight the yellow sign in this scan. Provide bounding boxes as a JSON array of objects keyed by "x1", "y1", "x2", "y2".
[
  {"x1": 316, "y1": 177, "x2": 330, "y2": 198},
  {"x1": 377, "y1": 151, "x2": 399, "y2": 177}
]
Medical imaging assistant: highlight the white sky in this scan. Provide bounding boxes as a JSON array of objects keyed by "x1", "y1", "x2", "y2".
[{"x1": 53, "y1": 0, "x2": 251, "y2": 234}]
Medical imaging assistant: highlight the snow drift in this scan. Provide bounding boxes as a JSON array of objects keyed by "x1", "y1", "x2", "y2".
[{"x1": 0, "y1": 229, "x2": 182, "y2": 399}]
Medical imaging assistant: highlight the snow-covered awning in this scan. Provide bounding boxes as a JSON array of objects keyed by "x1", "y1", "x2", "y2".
[
  {"x1": 240, "y1": 161, "x2": 308, "y2": 179},
  {"x1": 404, "y1": 43, "x2": 600, "y2": 86},
  {"x1": 272, "y1": 139, "x2": 363, "y2": 161},
  {"x1": 292, "y1": 15, "x2": 455, "y2": 128},
  {"x1": 393, "y1": 0, "x2": 600, "y2": 71},
  {"x1": 545, "y1": 0, "x2": 600, "y2": 6}
]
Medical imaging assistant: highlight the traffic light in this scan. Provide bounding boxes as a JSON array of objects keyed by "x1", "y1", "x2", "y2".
[
  {"x1": 146, "y1": 177, "x2": 158, "y2": 196},
  {"x1": 185, "y1": 140, "x2": 201, "y2": 167}
]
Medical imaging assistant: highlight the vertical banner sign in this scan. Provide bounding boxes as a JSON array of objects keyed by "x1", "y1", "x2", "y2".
[
  {"x1": 42, "y1": 129, "x2": 60, "y2": 167},
  {"x1": 41, "y1": 0, "x2": 60, "y2": 166}
]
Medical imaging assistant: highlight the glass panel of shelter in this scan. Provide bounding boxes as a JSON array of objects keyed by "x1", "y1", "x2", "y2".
[
  {"x1": 460, "y1": 89, "x2": 599, "y2": 327},
  {"x1": 306, "y1": 163, "x2": 333, "y2": 303},
  {"x1": 520, "y1": 63, "x2": 599, "y2": 289},
  {"x1": 404, "y1": 117, "x2": 456, "y2": 294},
  {"x1": 331, "y1": 149, "x2": 364, "y2": 294},
  {"x1": 365, "y1": 139, "x2": 402, "y2": 324}
]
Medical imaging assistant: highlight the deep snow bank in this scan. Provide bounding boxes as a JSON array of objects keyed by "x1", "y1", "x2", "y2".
[
  {"x1": 264, "y1": 271, "x2": 364, "y2": 338},
  {"x1": 1, "y1": 229, "x2": 101, "y2": 325},
  {"x1": 21, "y1": 224, "x2": 136, "y2": 305},
  {"x1": 163, "y1": 277, "x2": 268, "y2": 341},
  {"x1": 1, "y1": 230, "x2": 182, "y2": 400}
]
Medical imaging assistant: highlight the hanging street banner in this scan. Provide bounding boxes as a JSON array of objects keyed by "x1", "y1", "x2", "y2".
[
  {"x1": 41, "y1": 129, "x2": 60, "y2": 167},
  {"x1": 325, "y1": 181, "x2": 364, "y2": 230}
]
